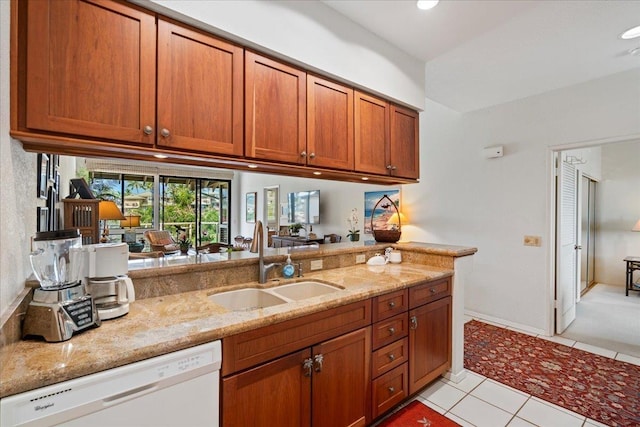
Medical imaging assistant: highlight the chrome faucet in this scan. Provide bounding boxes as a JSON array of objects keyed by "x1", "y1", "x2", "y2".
[{"x1": 250, "y1": 220, "x2": 280, "y2": 283}]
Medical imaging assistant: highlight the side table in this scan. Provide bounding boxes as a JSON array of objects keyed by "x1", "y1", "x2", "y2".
[{"x1": 623, "y1": 256, "x2": 640, "y2": 296}]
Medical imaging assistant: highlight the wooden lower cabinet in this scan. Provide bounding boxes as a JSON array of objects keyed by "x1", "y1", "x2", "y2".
[
  {"x1": 408, "y1": 295, "x2": 452, "y2": 394},
  {"x1": 222, "y1": 327, "x2": 371, "y2": 427}
]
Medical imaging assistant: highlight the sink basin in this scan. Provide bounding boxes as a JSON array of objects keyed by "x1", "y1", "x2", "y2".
[
  {"x1": 209, "y1": 288, "x2": 288, "y2": 311},
  {"x1": 272, "y1": 281, "x2": 341, "y2": 301}
]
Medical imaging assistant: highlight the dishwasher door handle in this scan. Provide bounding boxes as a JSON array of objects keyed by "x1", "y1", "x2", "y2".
[{"x1": 102, "y1": 383, "x2": 159, "y2": 406}]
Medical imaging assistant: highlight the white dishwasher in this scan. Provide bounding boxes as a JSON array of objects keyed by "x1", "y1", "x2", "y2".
[{"x1": 0, "y1": 341, "x2": 221, "y2": 427}]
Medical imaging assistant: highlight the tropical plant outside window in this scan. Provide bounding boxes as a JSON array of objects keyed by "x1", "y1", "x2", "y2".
[{"x1": 89, "y1": 172, "x2": 230, "y2": 248}]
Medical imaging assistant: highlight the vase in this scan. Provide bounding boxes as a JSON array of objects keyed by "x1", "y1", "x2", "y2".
[
  {"x1": 180, "y1": 246, "x2": 189, "y2": 254},
  {"x1": 349, "y1": 234, "x2": 360, "y2": 242}
]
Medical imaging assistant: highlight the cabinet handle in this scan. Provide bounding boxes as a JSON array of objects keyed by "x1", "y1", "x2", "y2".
[
  {"x1": 388, "y1": 327, "x2": 396, "y2": 335},
  {"x1": 300, "y1": 151, "x2": 307, "y2": 158},
  {"x1": 410, "y1": 316, "x2": 418, "y2": 330},
  {"x1": 313, "y1": 354, "x2": 324, "y2": 373},
  {"x1": 309, "y1": 152, "x2": 316, "y2": 159},
  {"x1": 388, "y1": 387, "x2": 395, "y2": 393},
  {"x1": 386, "y1": 165, "x2": 393, "y2": 170},
  {"x1": 302, "y1": 358, "x2": 313, "y2": 377},
  {"x1": 430, "y1": 287, "x2": 436, "y2": 294},
  {"x1": 388, "y1": 301, "x2": 396, "y2": 309},
  {"x1": 160, "y1": 128, "x2": 171, "y2": 138},
  {"x1": 143, "y1": 125, "x2": 153, "y2": 135},
  {"x1": 388, "y1": 353, "x2": 395, "y2": 361},
  {"x1": 391, "y1": 165, "x2": 397, "y2": 170}
]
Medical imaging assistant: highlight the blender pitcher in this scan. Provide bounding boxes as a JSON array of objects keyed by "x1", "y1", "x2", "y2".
[{"x1": 30, "y1": 230, "x2": 83, "y2": 289}]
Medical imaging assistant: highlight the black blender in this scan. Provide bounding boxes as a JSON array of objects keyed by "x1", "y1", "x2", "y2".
[{"x1": 23, "y1": 229, "x2": 101, "y2": 342}]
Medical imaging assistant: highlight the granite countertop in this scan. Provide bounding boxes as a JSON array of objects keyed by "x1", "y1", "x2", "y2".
[{"x1": 0, "y1": 261, "x2": 453, "y2": 398}]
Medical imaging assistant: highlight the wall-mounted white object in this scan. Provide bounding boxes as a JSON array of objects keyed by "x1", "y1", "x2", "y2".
[{"x1": 483, "y1": 146, "x2": 504, "y2": 159}]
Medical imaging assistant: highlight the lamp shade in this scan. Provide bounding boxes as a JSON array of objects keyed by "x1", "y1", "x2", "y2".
[
  {"x1": 386, "y1": 212, "x2": 407, "y2": 227},
  {"x1": 120, "y1": 214, "x2": 141, "y2": 228},
  {"x1": 99, "y1": 201, "x2": 125, "y2": 221},
  {"x1": 633, "y1": 219, "x2": 640, "y2": 232}
]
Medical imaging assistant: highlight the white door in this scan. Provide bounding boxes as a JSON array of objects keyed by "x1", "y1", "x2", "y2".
[{"x1": 556, "y1": 158, "x2": 579, "y2": 333}]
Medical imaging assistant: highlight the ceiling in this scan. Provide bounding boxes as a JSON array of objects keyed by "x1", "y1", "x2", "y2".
[{"x1": 322, "y1": 0, "x2": 640, "y2": 112}]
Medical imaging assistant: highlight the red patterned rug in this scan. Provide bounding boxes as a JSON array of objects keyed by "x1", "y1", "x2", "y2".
[
  {"x1": 464, "y1": 320, "x2": 640, "y2": 427},
  {"x1": 377, "y1": 400, "x2": 460, "y2": 427}
]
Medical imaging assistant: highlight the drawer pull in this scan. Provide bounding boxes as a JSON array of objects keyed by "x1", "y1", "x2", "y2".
[
  {"x1": 388, "y1": 353, "x2": 395, "y2": 361},
  {"x1": 303, "y1": 358, "x2": 313, "y2": 377},
  {"x1": 410, "y1": 316, "x2": 418, "y2": 330},
  {"x1": 388, "y1": 327, "x2": 396, "y2": 335},
  {"x1": 388, "y1": 387, "x2": 395, "y2": 393},
  {"x1": 388, "y1": 301, "x2": 396, "y2": 309},
  {"x1": 430, "y1": 287, "x2": 436, "y2": 294}
]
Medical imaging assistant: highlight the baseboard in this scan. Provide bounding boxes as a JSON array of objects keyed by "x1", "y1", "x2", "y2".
[
  {"x1": 443, "y1": 368, "x2": 467, "y2": 384},
  {"x1": 464, "y1": 310, "x2": 547, "y2": 336}
]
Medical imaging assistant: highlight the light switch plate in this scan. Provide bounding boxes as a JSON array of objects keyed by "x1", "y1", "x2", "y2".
[
  {"x1": 355, "y1": 254, "x2": 366, "y2": 264},
  {"x1": 524, "y1": 235, "x2": 542, "y2": 247},
  {"x1": 310, "y1": 259, "x2": 323, "y2": 270}
]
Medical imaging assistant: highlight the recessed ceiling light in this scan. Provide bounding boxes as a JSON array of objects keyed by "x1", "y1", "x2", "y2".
[
  {"x1": 417, "y1": 0, "x2": 439, "y2": 11},
  {"x1": 629, "y1": 46, "x2": 640, "y2": 56},
  {"x1": 248, "y1": 164, "x2": 258, "y2": 169},
  {"x1": 153, "y1": 154, "x2": 168, "y2": 159},
  {"x1": 620, "y1": 25, "x2": 640, "y2": 40}
]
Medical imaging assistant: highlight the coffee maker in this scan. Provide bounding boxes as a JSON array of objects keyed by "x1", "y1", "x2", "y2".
[
  {"x1": 23, "y1": 230, "x2": 101, "y2": 342},
  {"x1": 81, "y1": 242, "x2": 135, "y2": 320}
]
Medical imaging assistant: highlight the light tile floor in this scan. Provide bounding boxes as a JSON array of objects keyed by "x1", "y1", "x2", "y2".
[{"x1": 413, "y1": 317, "x2": 639, "y2": 427}]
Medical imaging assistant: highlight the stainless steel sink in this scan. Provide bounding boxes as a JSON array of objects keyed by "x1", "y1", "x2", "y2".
[
  {"x1": 208, "y1": 288, "x2": 288, "y2": 311},
  {"x1": 272, "y1": 281, "x2": 342, "y2": 301}
]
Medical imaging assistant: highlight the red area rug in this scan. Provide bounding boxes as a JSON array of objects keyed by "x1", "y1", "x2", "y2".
[
  {"x1": 464, "y1": 320, "x2": 640, "y2": 427},
  {"x1": 377, "y1": 400, "x2": 460, "y2": 427}
]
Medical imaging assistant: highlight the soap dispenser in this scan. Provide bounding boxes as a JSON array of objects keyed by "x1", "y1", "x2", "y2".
[{"x1": 283, "y1": 254, "x2": 295, "y2": 279}]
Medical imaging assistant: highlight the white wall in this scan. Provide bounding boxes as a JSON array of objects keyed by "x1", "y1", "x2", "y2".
[
  {"x1": 403, "y1": 69, "x2": 640, "y2": 334},
  {"x1": 595, "y1": 140, "x2": 640, "y2": 285},
  {"x1": 141, "y1": 0, "x2": 425, "y2": 109},
  {"x1": 236, "y1": 171, "x2": 399, "y2": 241},
  {"x1": 0, "y1": 0, "x2": 38, "y2": 317}
]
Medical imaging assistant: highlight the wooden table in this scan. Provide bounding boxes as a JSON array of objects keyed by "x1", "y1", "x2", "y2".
[{"x1": 624, "y1": 256, "x2": 640, "y2": 296}]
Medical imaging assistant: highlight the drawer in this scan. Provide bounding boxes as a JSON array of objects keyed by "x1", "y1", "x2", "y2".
[
  {"x1": 372, "y1": 289, "x2": 408, "y2": 322},
  {"x1": 372, "y1": 337, "x2": 408, "y2": 378},
  {"x1": 372, "y1": 312, "x2": 408, "y2": 350},
  {"x1": 409, "y1": 278, "x2": 451, "y2": 309},
  {"x1": 372, "y1": 363, "x2": 408, "y2": 419}
]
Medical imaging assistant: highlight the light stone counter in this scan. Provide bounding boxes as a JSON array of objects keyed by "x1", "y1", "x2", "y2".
[
  {"x1": 0, "y1": 241, "x2": 476, "y2": 398},
  {"x1": 0, "y1": 263, "x2": 451, "y2": 398}
]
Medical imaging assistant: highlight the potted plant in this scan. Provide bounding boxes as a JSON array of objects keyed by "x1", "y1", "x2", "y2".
[
  {"x1": 177, "y1": 231, "x2": 191, "y2": 254},
  {"x1": 346, "y1": 208, "x2": 360, "y2": 242},
  {"x1": 289, "y1": 223, "x2": 305, "y2": 237}
]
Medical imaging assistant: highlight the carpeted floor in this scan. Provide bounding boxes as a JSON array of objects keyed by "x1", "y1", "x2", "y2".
[
  {"x1": 464, "y1": 320, "x2": 640, "y2": 427},
  {"x1": 560, "y1": 283, "x2": 640, "y2": 357}
]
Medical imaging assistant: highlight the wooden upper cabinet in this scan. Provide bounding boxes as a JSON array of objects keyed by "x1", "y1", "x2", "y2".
[
  {"x1": 26, "y1": 0, "x2": 156, "y2": 144},
  {"x1": 354, "y1": 91, "x2": 390, "y2": 176},
  {"x1": 307, "y1": 76, "x2": 354, "y2": 171},
  {"x1": 157, "y1": 20, "x2": 244, "y2": 156},
  {"x1": 245, "y1": 51, "x2": 307, "y2": 164},
  {"x1": 390, "y1": 104, "x2": 419, "y2": 180}
]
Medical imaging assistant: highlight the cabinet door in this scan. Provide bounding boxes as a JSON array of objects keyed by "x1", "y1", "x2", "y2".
[
  {"x1": 354, "y1": 91, "x2": 389, "y2": 175},
  {"x1": 26, "y1": 0, "x2": 156, "y2": 144},
  {"x1": 408, "y1": 296, "x2": 452, "y2": 395},
  {"x1": 389, "y1": 104, "x2": 419, "y2": 179},
  {"x1": 222, "y1": 348, "x2": 311, "y2": 427},
  {"x1": 157, "y1": 20, "x2": 244, "y2": 156},
  {"x1": 307, "y1": 76, "x2": 354, "y2": 171},
  {"x1": 312, "y1": 327, "x2": 371, "y2": 427},
  {"x1": 245, "y1": 52, "x2": 306, "y2": 164}
]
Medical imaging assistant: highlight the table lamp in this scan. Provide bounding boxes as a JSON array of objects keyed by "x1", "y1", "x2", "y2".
[
  {"x1": 99, "y1": 200, "x2": 125, "y2": 243},
  {"x1": 121, "y1": 214, "x2": 141, "y2": 243},
  {"x1": 386, "y1": 212, "x2": 407, "y2": 231}
]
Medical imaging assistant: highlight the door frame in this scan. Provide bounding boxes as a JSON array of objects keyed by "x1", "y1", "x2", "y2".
[{"x1": 546, "y1": 133, "x2": 640, "y2": 336}]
